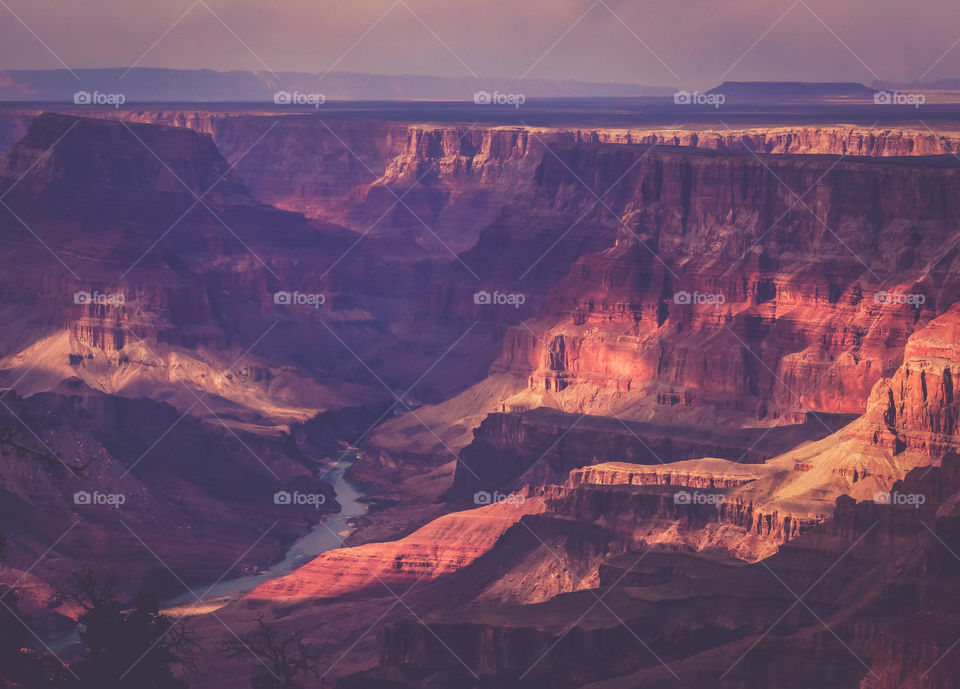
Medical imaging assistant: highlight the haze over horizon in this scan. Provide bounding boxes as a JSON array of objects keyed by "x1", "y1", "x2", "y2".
[{"x1": 1, "y1": 0, "x2": 959, "y2": 90}]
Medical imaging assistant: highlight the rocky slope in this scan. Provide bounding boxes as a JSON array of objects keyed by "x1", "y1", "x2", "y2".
[
  {"x1": 0, "y1": 378, "x2": 333, "y2": 624},
  {"x1": 247, "y1": 496, "x2": 545, "y2": 602},
  {"x1": 511, "y1": 306, "x2": 960, "y2": 563},
  {"x1": 345, "y1": 453, "x2": 960, "y2": 688},
  {"x1": 327, "y1": 301, "x2": 960, "y2": 686},
  {"x1": 321, "y1": 177, "x2": 960, "y2": 684}
]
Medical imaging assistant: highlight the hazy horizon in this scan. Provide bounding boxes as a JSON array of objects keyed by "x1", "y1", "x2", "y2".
[
  {"x1": 2, "y1": 0, "x2": 959, "y2": 91},
  {"x1": 3, "y1": 64, "x2": 949, "y2": 89}
]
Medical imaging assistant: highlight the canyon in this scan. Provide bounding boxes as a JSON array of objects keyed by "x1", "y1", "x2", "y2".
[{"x1": 1, "y1": 100, "x2": 960, "y2": 688}]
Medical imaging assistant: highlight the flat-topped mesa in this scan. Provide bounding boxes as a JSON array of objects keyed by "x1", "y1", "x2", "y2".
[
  {"x1": 448, "y1": 408, "x2": 846, "y2": 501},
  {"x1": 0, "y1": 113, "x2": 252, "y2": 202},
  {"x1": 547, "y1": 471, "x2": 820, "y2": 556},
  {"x1": 567, "y1": 459, "x2": 763, "y2": 489},
  {"x1": 587, "y1": 125, "x2": 960, "y2": 157},
  {"x1": 14, "y1": 111, "x2": 960, "y2": 162}
]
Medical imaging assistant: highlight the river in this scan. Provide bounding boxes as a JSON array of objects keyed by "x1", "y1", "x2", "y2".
[
  {"x1": 48, "y1": 452, "x2": 368, "y2": 652},
  {"x1": 164, "y1": 450, "x2": 368, "y2": 608}
]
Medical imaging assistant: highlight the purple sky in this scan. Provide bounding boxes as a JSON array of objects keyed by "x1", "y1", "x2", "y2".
[{"x1": 1, "y1": 0, "x2": 956, "y2": 87}]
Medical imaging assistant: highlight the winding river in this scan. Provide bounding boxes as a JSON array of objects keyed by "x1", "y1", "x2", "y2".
[
  {"x1": 164, "y1": 452, "x2": 369, "y2": 608},
  {"x1": 49, "y1": 454, "x2": 368, "y2": 652}
]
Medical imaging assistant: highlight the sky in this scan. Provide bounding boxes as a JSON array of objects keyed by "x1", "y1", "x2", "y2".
[{"x1": 0, "y1": 0, "x2": 957, "y2": 88}]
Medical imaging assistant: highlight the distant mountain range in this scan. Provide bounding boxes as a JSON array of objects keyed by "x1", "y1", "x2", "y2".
[
  {"x1": 874, "y1": 78, "x2": 960, "y2": 91},
  {"x1": 5, "y1": 68, "x2": 957, "y2": 105},
  {"x1": 0, "y1": 67, "x2": 674, "y2": 102},
  {"x1": 706, "y1": 80, "x2": 879, "y2": 102}
]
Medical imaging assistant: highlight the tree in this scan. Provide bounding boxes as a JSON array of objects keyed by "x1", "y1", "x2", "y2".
[
  {"x1": 0, "y1": 423, "x2": 90, "y2": 687},
  {"x1": 0, "y1": 537, "x2": 76, "y2": 688},
  {"x1": 220, "y1": 616, "x2": 321, "y2": 689},
  {"x1": 58, "y1": 571, "x2": 196, "y2": 689},
  {"x1": 0, "y1": 425, "x2": 90, "y2": 475}
]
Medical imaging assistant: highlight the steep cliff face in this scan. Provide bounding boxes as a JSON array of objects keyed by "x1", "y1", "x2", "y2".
[
  {"x1": 432, "y1": 304, "x2": 960, "y2": 614},
  {"x1": 586, "y1": 126, "x2": 960, "y2": 157},
  {"x1": 859, "y1": 305, "x2": 960, "y2": 458},
  {"x1": 477, "y1": 145, "x2": 960, "y2": 427},
  {"x1": 0, "y1": 114, "x2": 337, "y2": 420},
  {"x1": 545, "y1": 471, "x2": 820, "y2": 559},
  {"x1": 93, "y1": 115, "x2": 545, "y2": 253},
  {"x1": 535, "y1": 303, "x2": 960, "y2": 562},
  {"x1": 8, "y1": 109, "x2": 960, "y2": 688},
  {"x1": 13, "y1": 110, "x2": 960, "y2": 258},
  {"x1": 262, "y1": 122, "x2": 960, "y2": 473},
  {"x1": 366, "y1": 126, "x2": 542, "y2": 252}
]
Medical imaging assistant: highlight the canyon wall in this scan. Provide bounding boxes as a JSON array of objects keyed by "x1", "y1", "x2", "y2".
[
  {"x1": 859, "y1": 305, "x2": 960, "y2": 459},
  {"x1": 475, "y1": 144, "x2": 960, "y2": 428},
  {"x1": 7, "y1": 109, "x2": 960, "y2": 256},
  {"x1": 353, "y1": 456, "x2": 960, "y2": 689}
]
